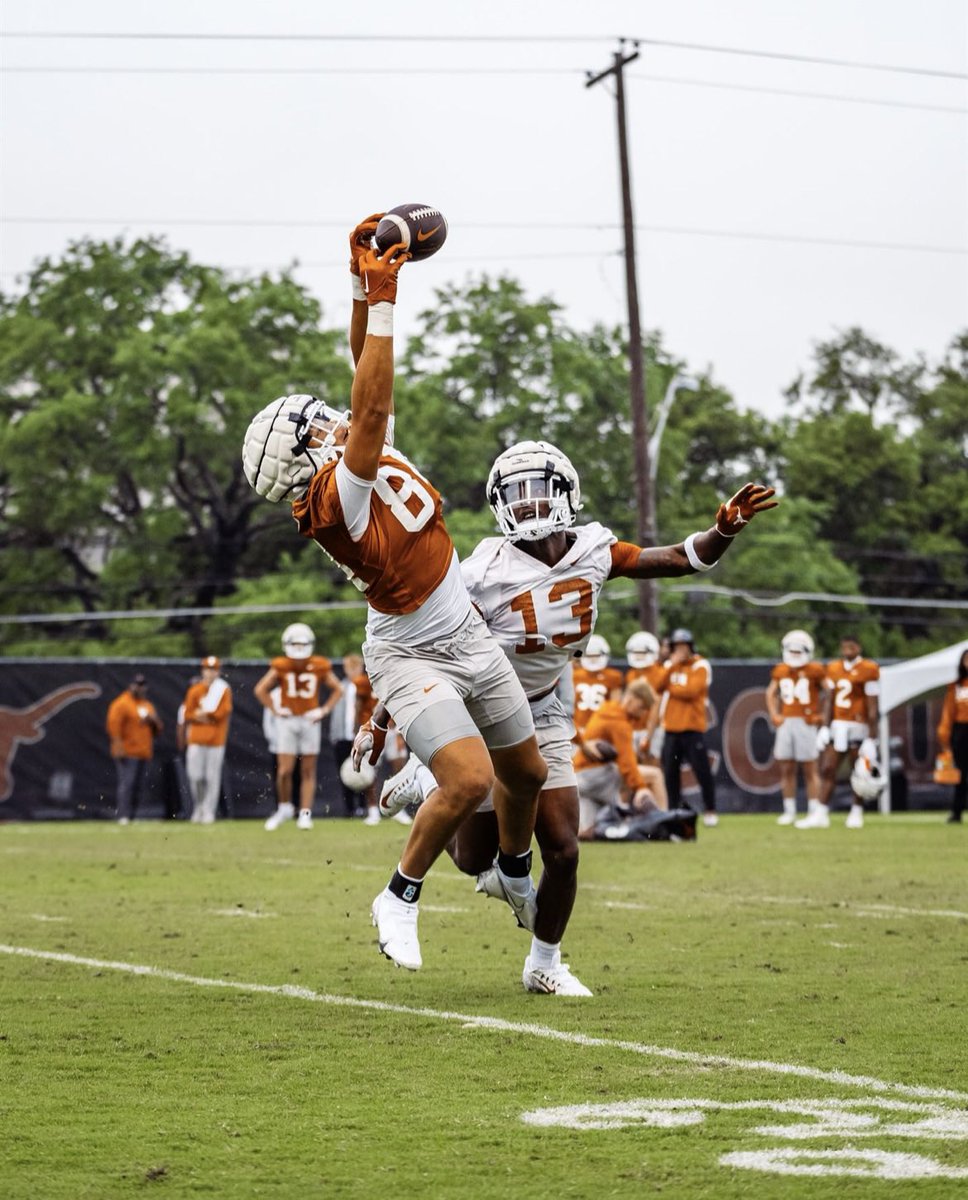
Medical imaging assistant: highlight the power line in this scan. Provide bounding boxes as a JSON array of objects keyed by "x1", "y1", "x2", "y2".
[
  {"x1": 2, "y1": 216, "x2": 964, "y2": 257},
  {"x1": 4, "y1": 64, "x2": 964, "y2": 115},
  {"x1": 1, "y1": 30, "x2": 965, "y2": 80}
]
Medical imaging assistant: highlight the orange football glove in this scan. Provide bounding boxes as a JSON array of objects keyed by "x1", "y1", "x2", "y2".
[
  {"x1": 359, "y1": 242, "x2": 410, "y2": 306},
  {"x1": 715, "y1": 482, "x2": 778, "y2": 536},
  {"x1": 349, "y1": 213, "x2": 384, "y2": 277}
]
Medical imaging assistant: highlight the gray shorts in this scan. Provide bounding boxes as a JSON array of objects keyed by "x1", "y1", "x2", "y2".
[
  {"x1": 577, "y1": 763, "x2": 621, "y2": 833},
  {"x1": 477, "y1": 692, "x2": 576, "y2": 813},
  {"x1": 276, "y1": 714, "x2": 322, "y2": 756},
  {"x1": 830, "y1": 719, "x2": 868, "y2": 753},
  {"x1": 364, "y1": 611, "x2": 533, "y2": 765},
  {"x1": 774, "y1": 717, "x2": 819, "y2": 763}
]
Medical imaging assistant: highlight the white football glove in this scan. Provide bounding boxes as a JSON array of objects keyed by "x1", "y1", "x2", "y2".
[
  {"x1": 352, "y1": 718, "x2": 388, "y2": 770},
  {"x1": 859, "y1": 736, "x2": 879, "y2": 763},
  {"x1": 815, "y1": 726, "x2": 831, "y2": 752}
]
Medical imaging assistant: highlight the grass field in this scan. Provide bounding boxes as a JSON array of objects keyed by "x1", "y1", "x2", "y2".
[{"x1": 1, "y1": 814, "x2": 966, "y2": 1199}]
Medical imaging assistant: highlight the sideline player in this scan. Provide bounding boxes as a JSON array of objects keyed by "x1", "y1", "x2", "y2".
[
  {"x1": 571, "y1": 635, "x2": 623, "y2": 754},
  {"x1": 254, "y1": 623, "x2": 343, "y2": 831},
  {"x1": 367, "y1": 440, "x2": 777, "y2": 993},
  {"x1": 624, "y1": 631, "x2": 666, "y2": 761},
  {"x1": 796, "y1": 634, "x2": 880, "y2": 830},
  {"x1": 764, "y1": 630, "x2": 826, "y2": 826},
  {"x1": 243, "y1": 215, "x2": 547, "y2": 971}
]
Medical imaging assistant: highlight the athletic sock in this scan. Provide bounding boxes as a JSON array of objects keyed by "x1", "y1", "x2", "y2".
[
  {"x1": 530, "y1": 936, "x2": 559, "y2": 971},
  {"x1": 496, "y1": 848, "x2": 533, "y2": 897},
  {"x1": 782, "y1": 797, "x2": 796, "y2": 817},
  {"x1": 388, "y1": 865, "x2": 424, "y2": 904}
]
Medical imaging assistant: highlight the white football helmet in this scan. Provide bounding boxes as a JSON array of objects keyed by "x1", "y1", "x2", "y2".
[
  {"x1": 486, "y1": 440, "x2": 582, "y2": 542},
  {"x1": 626, "y1": 631, "x2": 660, "y2": 669},
  {"x1": 582, "y1": 634, "x2": 610, "y2": 672},
  {"x1": 781, "y1": 629, "x2": 815, "y2": 668},
  {"x1": 242, "y1": 394, "x2": 351, "y2": 503},
  {"x1": 282, "y1": 622, "x2": 315, "y2": 660},
  {"x1": 850, "y1": 755, "x2": 887, "y2": 801}
]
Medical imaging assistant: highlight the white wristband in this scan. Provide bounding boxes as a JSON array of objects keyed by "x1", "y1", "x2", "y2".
[
  {"x1": 351, "y1": 276, "x2": 366, "y2": 302},
  {"x1": 367, "y1": 301, "x2": 394, "y2": 337},
  {"x1": 684, "y1": 532, "x2": 715, "y2": 572}
]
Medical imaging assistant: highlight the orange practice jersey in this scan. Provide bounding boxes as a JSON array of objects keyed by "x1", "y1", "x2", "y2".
[
  {"x1": 769, "y1": 661, "x2": 827, "y2": 724},
  {"x1": 826, "y1": 657, "x2": 879, "y2": 724},
  {"x1": 656, "y1": 656, "x2": 710, "y2": 733},
  {"x1": 573, "y1": 699, "x2": 641, "y2": 791},
  {"x1": 292, "y1": 452, "x2": 454, "y2": 615},
  {"x1": 183, "y1": 680, "x2": 233, "y2": 747},
  {"x1": 937, "y1": 681, "x2": 968, "y2": 747},
  {"x1": 625, "y1": 663, "x2": 665, "y2": 732},
  {"x1": 270, "y1": 655, "x2": 333, "y2": 717},
  {"x1": 572, "y1": 665, "x2": 625, "y2": 732},
  {"x1": 354, "y1": 673, "x2": 377, "y2": 727},
  {"x1": 105, "y1": 693, "x2": 159, "y2": 759}
]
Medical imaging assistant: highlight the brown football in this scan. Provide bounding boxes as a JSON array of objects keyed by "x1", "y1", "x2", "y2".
[{"x1": 373, "y1": 204, "x2": 448, "y2": 262}]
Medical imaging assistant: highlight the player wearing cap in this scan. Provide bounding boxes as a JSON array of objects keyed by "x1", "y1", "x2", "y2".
[
  {"x1": 182, "y1": 656, "x2": 233, "y2": 825},
  {"x1": 105, "y1": 674, "x2": 163, "y2": 824}
]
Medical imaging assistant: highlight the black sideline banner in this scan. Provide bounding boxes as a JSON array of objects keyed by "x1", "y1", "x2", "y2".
[{"x1": 0, "y1": 659, "x2": 951, "y2": 821}]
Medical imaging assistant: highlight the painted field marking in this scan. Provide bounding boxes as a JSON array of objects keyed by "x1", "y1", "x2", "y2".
[
  {"x1": 2, "y1": 941, "x2": 967, "y2": 1105},
  {"x1": 209, "y1": 908, "x2": 276, "y2": 919}
]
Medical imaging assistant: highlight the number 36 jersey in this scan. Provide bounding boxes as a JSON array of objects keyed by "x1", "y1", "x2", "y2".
[{"x1": 460, "y1": 522, "x2": 640, "y2": 699}]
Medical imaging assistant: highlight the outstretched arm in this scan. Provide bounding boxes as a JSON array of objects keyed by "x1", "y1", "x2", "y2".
[
  {"x1": 348, "y1": 214, "x2": 383, "y2": 366},
  {"x1": 611, "y1": 483, "x2": 778, "y2": 579}
]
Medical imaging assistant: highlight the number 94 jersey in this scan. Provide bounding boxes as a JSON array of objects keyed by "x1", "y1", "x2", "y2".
[{"x1": 460, "y1": 522, "x2": 632, "y2": 699}]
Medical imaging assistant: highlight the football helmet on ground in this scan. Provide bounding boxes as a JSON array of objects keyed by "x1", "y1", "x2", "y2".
[
  {"x1": 626, "y1": 631, "x2": 660, "y2": 669},
  {"x1": 242, "y1": 394, "x2": 351, "y2": 503},
  {"x1": 282, "y1": 622, "x2": 315, "y2": 660},
  {"x1": 581, "y1": 634, "x2": 610, "y2": 672},
  {"x1": 781, "y1": 629, "x2": 815, "y2": 668},
  {"x1": 486, "y1": 441, "x2": 582, "y2": 542},
  {"x1": 850, "y1": 755, "x2": 887, "y2": 801}
]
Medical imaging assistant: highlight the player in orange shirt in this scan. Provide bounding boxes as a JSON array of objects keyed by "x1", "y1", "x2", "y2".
[
  {"x1": 624, "y1": 631, "x2": 667, "y2": 762},
  {"x1": 573, "y1": 680, "x2": 667, "y2": 838},
  {"x1": 795, "y1": 634, "x2": 881, "y2": 830},
  {"x1": 254, "y1": 623, "x2": 344, "y2": 832},
  {"x1": 105, "y1": 673, "x2": 163, "y2": 824},
  {"x1": 243, "y1": 214, "x2": 548, "y2": 971},
  {"x1": 182, "y1": 655, "x2": 233, "y2": 825},
  {"x1": 646, "y1": 628, "x2": 719, "y2": 825},
  {"x1": 937, "y1": 648, "x2": 968, "y2": 824},
  {"x1": 571, "y1": 635, "x2": 624, "y2": 744},
  {"x1": 765, "y1": 631, "x2": 828, "y2": 826}
]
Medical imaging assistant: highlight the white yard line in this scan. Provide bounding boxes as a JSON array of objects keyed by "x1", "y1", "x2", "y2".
[{"x1": 2, "y1": 941, "x2": 966, "y2": 1105}]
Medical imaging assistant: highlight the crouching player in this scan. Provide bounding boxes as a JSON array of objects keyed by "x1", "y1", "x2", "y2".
[{"x1": 359, "y1": 441, "x2": 777, "y2": 994}]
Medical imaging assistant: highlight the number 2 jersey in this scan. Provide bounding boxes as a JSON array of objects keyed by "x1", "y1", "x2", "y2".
[
  {"x1": 826, "y1": 656, "x2": 880, "y2": 724},
  {"x1": 460, "y1": 522, "x2": 641, "y2": 700}
]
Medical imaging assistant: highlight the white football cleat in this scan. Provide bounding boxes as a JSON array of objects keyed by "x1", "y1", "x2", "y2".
[
  {"x1": 296, "y1": 810, "x2": 313, "y2": 831},
  {"x1": 264, "y1": 802, "x2": 295, "y2": 831},
  {"x1": 522, "y1": 954, "x2": 593, "y2": 997},
  {"x1": 777, "y1": 811, "x2": 797, "y2": 826},
  {"x1": 363, "y1": 810, "x2": 381, "y2": 827},
  {"x1": 794, "y1": 807, "x2": 830, "y2": 829},
  {"x1": 371, "y1": 889, "x2": 422, "y2": 970},
  {"x1": 845, "y1": 807, "x2": 865, "y2": 830},
  {"x1": 702, "y1": 812, "x2": 719, "y2": 828},
  {"x1": 379, "y1": 755, "x2": 424, "y2": 818},
  {"x1": 475, "y1": 866, "x2": 537, "y2": 932},
  {"x1": 391, "y1": 809, "x2": 413, "y2": 826}
]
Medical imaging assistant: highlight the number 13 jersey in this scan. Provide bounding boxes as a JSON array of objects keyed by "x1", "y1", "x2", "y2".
[{"x1": 460, "y1": 522, "x2": 640, "y2": 699}]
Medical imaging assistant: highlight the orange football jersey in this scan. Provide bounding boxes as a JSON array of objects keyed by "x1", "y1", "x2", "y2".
[
  {"x1": 270, "y1": 655, "x2": 333, "y2": 717},
  {"x1": 573, "y1": 699, "x2": 641, "y2": 791},
  {"x1": 769, "y1": 661, "x2": 827, "y2": 724},
  {"x1": 625, "y1": 663, "x2": 666, "y2": 732},
  {"x1": 826, "y1": 657, "x2": 879, "y2": 724},
  {"x1": 572, "y1": 665, "x2": 624, "y2": 732},
  {"x1": 292, "y1": 452, "x2": 454, "y2": 615}
]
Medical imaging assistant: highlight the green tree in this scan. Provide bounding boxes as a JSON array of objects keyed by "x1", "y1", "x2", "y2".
[{"x1": 0, "y1": 237, "x2": 352, "y2": 654}]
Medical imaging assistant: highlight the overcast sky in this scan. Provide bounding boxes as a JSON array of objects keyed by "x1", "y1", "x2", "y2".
[{"x1": 1, "y1": 0, "x2": 966, "y2": 419}]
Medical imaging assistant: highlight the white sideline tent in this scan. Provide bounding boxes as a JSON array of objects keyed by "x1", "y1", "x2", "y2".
[{"x1": 877, "y1": 638, "x2": 968, "y2": 812}]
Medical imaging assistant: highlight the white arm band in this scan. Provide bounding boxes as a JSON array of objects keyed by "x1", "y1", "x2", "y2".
[
  {"x1": 351, "y1": 276, "x2": 366, "y2": 303},
  {"x1": 684, "y1": 532, "x2": 716, "y2": 573}
]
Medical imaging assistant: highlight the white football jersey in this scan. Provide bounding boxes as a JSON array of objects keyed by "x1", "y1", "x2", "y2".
[{"x1": 460, "y1": 522, "x2": 618, "y2": 698}]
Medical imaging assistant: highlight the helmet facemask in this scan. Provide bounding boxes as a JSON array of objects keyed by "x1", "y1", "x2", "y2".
[
  {"x1": 282, "y1": 622, "x2": 315, "y2": 661},
  {"x1": 487, "y1": 442, "x2": 581, "y2": 543},
  {"x1": 242, "y1": 394, "x2": 351, "y2": 503},
  {"x1": 781, "y1": 629, "x2": 815, "y2": 669}
]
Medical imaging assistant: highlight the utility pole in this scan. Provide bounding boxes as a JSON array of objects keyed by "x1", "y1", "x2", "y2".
[{"x1": 586, "y1": 40, "x2": 658, "y2": 635}]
